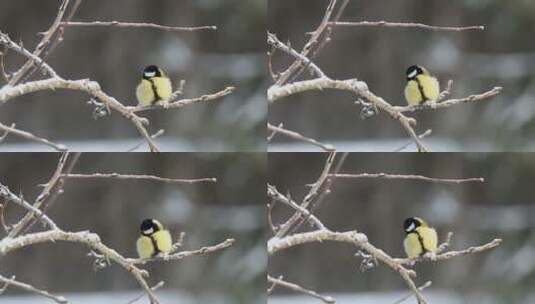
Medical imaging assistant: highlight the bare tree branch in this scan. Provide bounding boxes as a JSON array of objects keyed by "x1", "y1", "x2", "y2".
[
  {"x1": 268, "y1": 185, "x2": 325, "y2": 231},
  {"x1": 329, "y1": 173, "x2": 485, "y2": 184},
  {"x1": 393, "y1": 86, "x2": 503, "y2": 113},
  {"x1": 268, "y1": 32, "x2": 325, "y2": 78},
  {"x1": 8, "y1": 0, "x2": 71, "y2": 85},
  {"x1": 268, "y1": 123, "x2": 335, "y2": 152},
  {"x1": 268, "y1": 154, "x2": 502, "y2": 304},
  {"x1": 0, "y1": 3, "x2": 231, "y2": 150},
  {"x1": 330, "y1": 21, "x2": 484, "y2": 31},
  {"x1": 0, "y1": 274, "x2": 67, "y2": 303},
  {"x1": 0, "y1": 184, "x2": 58, "y2": 232},
  {"x1": 128, "y1": 86, "x2": 235, "y2": 113},
  {"x1": 268, "y1": 275, "x2": 335, "y2": 304},
  {"x1": 128, "y1": 238, "x2": 235, "y2": 264},
  {"x1": 61, "y1": 173, "x2": 217, "y2": 184},
  {"x1": 0, "y1": 122, "x2": 66, "y2": 151},
  {"x1": 268, "y1": 1, "x2": 501, "y2": 152},
  {"x1": 0, "y1": 77, "x2": 159, "y2": 151},
  {"x1": 274, "y1": 152, "x2": 336, "y2": 238},
  {"x1": 61, "y1": 21, "x2": 217, "y2": 32}
]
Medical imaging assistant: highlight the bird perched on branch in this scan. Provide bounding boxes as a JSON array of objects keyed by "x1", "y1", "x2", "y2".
[
  {"x1": 403, "y1": 217, "x2": 438, "y2": 258},
  {"x1": 404, "y1": 65, "x2": 440, "y2": 105},
  {"x1": 136, "y1": 65, "x2": 173, "y2": 106},
  {"x1": 136, "y1": 218, "x2": 173, "y2": 258}
]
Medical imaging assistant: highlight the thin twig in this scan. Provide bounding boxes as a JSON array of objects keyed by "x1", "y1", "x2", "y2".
[
  {"x1": 127, "y1": 281, "x2": 165, "y2": 304},
  {"x1": 393, "y1": 87, "x2": 503, "y2": 113},
  {"x1": 61, "y1": 21, "x2": 217, "y2": 32},
  {"x1": 0, "y1": 122, "x2": 13, "y2": 143},
  {"x1": 394, "y1": 238, "x2": 503, "y2": 265},
  {"x1": 128, "y1": 87, "x2": 234, "y2": 113},
  {"x1": 0, "y1": 31, "x2": 58, "y2": 79},
  {"x1": 393, "y1": 281, "x2": 432, "y2": 304},
  {"x1": 128, "y1": 238, "x2": 235, "y2": 264},
  {"x1": 127, "y1": 129, "x2": 165, "y2": 152},
  {"x1": 394, "y1": 129, "x2": 432, "y2": 152},
  {"x1": 268, "y1": 32, "x2": 325, "y2": 78},
  {"x1": 329, "y1": 173, "x2": 485, "y2": 184},
  {"x1": 268, "y1": 275, "x2": 335, "y2": 304},
  {"x1": 0, "y1": 274, "x2": 67, "y2": 303},
  {"x1": 17, "y1": 152, "x2": 71, "y2": 236},
  {"x1": 268, "y1": 123, "x2": 335, "y2": 151},
  {"x1": 8, "y1": 0, "x2": 71, "y2": 85},
  {"x1": 275, "y1": 152, "x2": 336, "y2": 238},
  {"x1": 267, "y1": 122, "x2": 283, "y2": 142},
  {"x1": 61, "y1": 173, "x2": 217, "y2": 184},
  {"x1": 0, "y1": 184, "x2": 58, "y2": 233},
  {"x1": 0, "y1": 203, "x2": 10, "y2": 233},
  {"x1": 0, "y1": 122, "x2": 67, "y2": 151},
  {"x1": 330, "y1": 21, "x2": 485, "y2": 31},
  {"x1": 275, "y1": 0, "x2": 339, "y2": 86},
  {"x1": 268, "y1": 185, "x2": 326, "y2": 230}
]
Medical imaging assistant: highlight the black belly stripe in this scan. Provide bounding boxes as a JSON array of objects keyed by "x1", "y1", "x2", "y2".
[
  {"x1": 414, "y1": 230, "x2": 428, "y2": 255},
  {"x1": 149, "y1": 235, "x2": 161, "y2": 257},
  {"x1": 414, "y1": 78, "x2": 429, "y2": 104},
  {"x1": 149, "y1": 78, "x2": 161, "y2": 104}
]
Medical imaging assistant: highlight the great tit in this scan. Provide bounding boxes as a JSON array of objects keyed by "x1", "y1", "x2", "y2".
[
  {"x1": 403, "y1": 217, "x2": 438, "y2": 258},
  {"x1": 404, "y1": 65, "x2": 440, "y2": 105},
  {"x1": 136, "y1": 218, "x2": 173, "y2": 259},
  {"x1": 136, "y1": 65, "x2": 173, "y2": 106}
]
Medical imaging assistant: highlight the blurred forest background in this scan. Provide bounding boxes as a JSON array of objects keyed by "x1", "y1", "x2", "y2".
[
  {"x1": 268, "y1": 0, "x2": 535, "y2": 152},
  {"x1": 0, "y1": 0, "x2": 266, "y2": 152},
  {"x1": 0, "y1": 153, "x2": 266, "y2": 304},
  {"x1": 269, "y1": 153, "x2": 535, "y2": 304}
]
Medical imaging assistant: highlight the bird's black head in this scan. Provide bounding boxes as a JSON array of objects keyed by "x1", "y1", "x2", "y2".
[
  {"x1": 140, "y1": 218, "x2": 161, "y2": 236},
  {"x1": 406, "y1": 65, "x2": 423, "y2": 80},
  {"x1": 142, "y1": 65, "x2": 161, "y2": 79},
  {"x1": 403, "y1": 217, "x2": 422, "y2": 233}
]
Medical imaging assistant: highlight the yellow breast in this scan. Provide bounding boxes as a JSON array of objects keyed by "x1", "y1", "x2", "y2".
[
  {"x1": 153, "y1": 230, "x2": 173, "y2": 254},
  {"x1": 136, "y1": 79, "x2": 156, "y2": 106},
  {"x1": 403, "y1": 226, "x2": 438, "y2": 258},
  {"x1": 151, "y1": 77, "x2": 173, "y2": 103},
  {"x1": 136, "y1": 230, "x2": 173, "y2": 259},
  {"x1": 404, "y1": 233, "x2": 424, "y2": 258},
  {"x1": 136, "y1": 235, "x2": 155, "y2": 259},
  {"x1": 404, "y1": 75, "x2": 440, "y2": 105}
]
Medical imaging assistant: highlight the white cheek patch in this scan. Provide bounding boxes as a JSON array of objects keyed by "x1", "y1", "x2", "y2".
[
  {"x1": 144, "y1": 71, "x2": 156, "y2": 77},
  {"x1": 407, "y1": 70, "x2": 418, "y2": 79},
  {"x1": 143, "y1": 227, "x2": 154, "y2": 235},
  {"x1": 406, "y1": 222, "x2": 416, "y2": 232}
]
